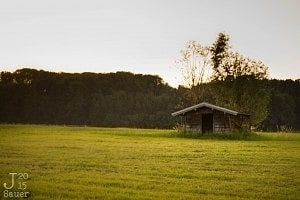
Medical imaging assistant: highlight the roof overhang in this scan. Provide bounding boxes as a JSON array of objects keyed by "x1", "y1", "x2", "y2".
[{"x1": 171, "y1": 102, "x2": 248, "y2": 116}]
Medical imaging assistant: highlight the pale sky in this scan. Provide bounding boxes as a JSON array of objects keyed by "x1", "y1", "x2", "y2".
[{"x1": 0, "y1": 0, "x2": 299, "y2": 87}]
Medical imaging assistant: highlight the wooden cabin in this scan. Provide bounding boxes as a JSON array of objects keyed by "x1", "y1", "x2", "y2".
[{"x1": 172, "y1": 102, "x2": 250, "y2": 133}]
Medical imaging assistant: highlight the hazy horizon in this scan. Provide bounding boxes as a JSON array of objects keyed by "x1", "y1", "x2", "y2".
[{"x1": 0, "y1": 0, "x2": 299, "y2": 86}]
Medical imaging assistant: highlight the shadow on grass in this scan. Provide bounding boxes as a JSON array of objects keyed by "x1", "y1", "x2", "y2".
[
  {"x1": 170, "y1": 131, "x2": 300, "y2": 141},
  {"x1": 67, "y1": 126, "x2": 300, "y2": 141},
  {"x1": 97, "y1": 129, "x2": 300, "y2": 141},
  {"x1": 1, "y1": 124, "x2": 299, "y2": 141}
]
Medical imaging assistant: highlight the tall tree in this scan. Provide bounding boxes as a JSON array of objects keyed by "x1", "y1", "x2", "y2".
[
  {"x1": 210, "y1": 32, "x2": 230, "y2": 80},
  {"x1": 210, "y1": 33, "x2": 270, "y2": 128},
  {"x1": 175, "y1": 41, "x2": 211, "y2": 103},
  {"x1": 211, "y1": 32, "x2": 268, "y2": 80}
]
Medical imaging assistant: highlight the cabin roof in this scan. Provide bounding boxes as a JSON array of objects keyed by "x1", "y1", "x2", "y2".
[{"x1": 171, "y1": 102, "x2": 249, "y2": 116}]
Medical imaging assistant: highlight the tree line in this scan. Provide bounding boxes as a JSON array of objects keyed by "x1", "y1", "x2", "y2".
[
  {"x1": 0, "y1": 69, "x2": 178, "y2": 128},
  {"x1": 0, "y1": 68, "x2": 299, "y2": 131},
  {"x1": 1, "y1": 33, "x2": 299, "y2": 131}
]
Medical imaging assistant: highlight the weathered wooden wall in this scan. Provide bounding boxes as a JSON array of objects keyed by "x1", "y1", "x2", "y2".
[
  {"x1": 181, "y1": 108, "x2": 239, "y2": 133},
  {"x1": 213, "y1": 112, "x2": 231, "y2": 133}
]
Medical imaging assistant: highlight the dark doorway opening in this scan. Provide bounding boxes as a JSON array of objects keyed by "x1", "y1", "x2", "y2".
[{"x1": 202, "y1": 113, "x2": 213, "y2": 133}]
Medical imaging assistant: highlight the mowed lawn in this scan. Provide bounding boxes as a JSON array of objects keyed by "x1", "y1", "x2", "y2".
[{"x1": 0, "y1": 125, "x2": 299, "y2": 200}]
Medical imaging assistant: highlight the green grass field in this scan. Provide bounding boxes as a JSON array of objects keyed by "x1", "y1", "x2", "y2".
[{"x1": 0, "y1": 125, "x2": 299, "y2": 199}]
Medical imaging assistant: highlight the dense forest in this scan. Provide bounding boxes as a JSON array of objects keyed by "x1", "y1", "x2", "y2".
[
  {"x1": 0, "y1": 68, "x2": 178, "y2": 129},
  {"x1": 0, "y1": 68, "x2": 299, "y2": 131}
]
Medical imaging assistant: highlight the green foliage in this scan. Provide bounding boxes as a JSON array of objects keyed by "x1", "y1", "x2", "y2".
[
  {"x1": 0, "y1": 125, "x2": 299, "y2": 199},
  {"x1": 0, "y1": 68, "x2": 299, "y2": 131},
  {"x1": 211, "y1": 76, "x2": 270, "y2": 127},
  {"x1": 262, "y1": 92, "x2": 296, "y2": 131},
  {"x1": 261, "y1": 79, "x2": 300, "y2": 131},
  {"x1": 0, "y1": 69, "x2": 179, "y2": 128},
  {"x1": 207, "y1": 33, "x2": 270, "y2": 128}
]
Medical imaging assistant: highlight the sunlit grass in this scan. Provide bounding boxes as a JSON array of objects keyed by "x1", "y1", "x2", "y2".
[{"x1": 0, "y1": 124, "x2": 299, "y2": 199}]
